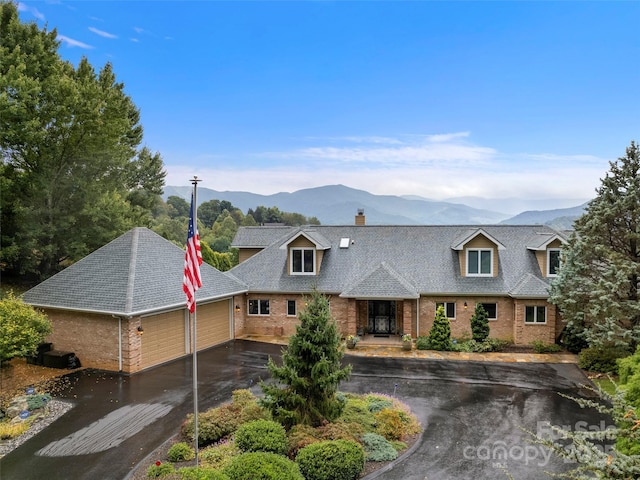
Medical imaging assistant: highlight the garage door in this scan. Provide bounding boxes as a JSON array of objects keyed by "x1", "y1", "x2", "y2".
[
  {"x1": 141, "y1": 310, "x2": 187, "y2": 369},
  {"x1": 196, "y1": 300, "x2": 232, "y2": 350}
]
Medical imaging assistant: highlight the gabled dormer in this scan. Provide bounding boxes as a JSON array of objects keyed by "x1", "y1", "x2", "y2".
[
  {"x1": 280, "y1": 230, "x2": 331, "y2": 276},
  {"x1": 526, "y1": 233, "x2": 566, "y2": 277},
  {"x1": 452, "y1": 228, "x2": 505, "y2": 277}
]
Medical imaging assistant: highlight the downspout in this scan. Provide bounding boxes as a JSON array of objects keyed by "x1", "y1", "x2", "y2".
[
  {"x1": 112, "y1": 315, "x2": 123, "y2": 372},
  {"x1": 416, "y1": 297, "x2": 419, "y2": 338}
]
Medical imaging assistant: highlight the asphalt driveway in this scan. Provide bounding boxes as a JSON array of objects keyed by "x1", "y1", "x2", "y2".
[{"x1": 0, "y1": 340, "x2": 608, "y2": 480}]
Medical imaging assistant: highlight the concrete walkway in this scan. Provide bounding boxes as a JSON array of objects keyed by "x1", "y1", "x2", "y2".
[{"x1": 238, "y1": 334, "x2": 579, "y2": 364}]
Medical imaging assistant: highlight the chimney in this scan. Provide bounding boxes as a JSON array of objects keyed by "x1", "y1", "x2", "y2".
[{"x1": 355, "y1": 208, "x2": 366, "y2": 226}]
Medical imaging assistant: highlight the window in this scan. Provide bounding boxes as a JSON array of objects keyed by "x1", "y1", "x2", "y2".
[
  {"x1": 248, "y1": 299, "x2": 270, "y2": 315},
  {"x1": 287, "y1": 300, "x2": 296, "y2": 317},
  {"x1": 547, "y1": 249, "x2": 561, "y2": 277},
  {"x1": 291, "y1": 248, "x2": 315, "y2": 274},
  {"x1": 525, "y1": 306, "x2": 546, "y2": 324},
  {"x1": 479, "y1": 303, "x2": 497, "y2": 320},
  {"x1": 467, "y1": 249, "x2": 492, "y2": 276},
  {"x1": 436, "y1": 302, "x2": 456, "y2": 319}
]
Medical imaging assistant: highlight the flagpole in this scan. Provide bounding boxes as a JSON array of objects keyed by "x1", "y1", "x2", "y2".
[{"x1": 190, "y1": 175, "x2": 201, "y2": 466}]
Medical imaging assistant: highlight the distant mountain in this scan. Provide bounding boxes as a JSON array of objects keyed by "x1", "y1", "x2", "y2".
[
  {"x1": 500, "y1": 203, "x2": 589, "y2": 229},
  {"x1": 163, "y1": 184, "x2": 588, "y2": 227}
]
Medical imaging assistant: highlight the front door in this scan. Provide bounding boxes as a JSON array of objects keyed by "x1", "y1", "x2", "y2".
[{"x1": 368, "y1": 301, "x2": 396, "y2": 334}]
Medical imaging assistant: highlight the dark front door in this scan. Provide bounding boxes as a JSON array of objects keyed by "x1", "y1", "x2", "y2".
[{"x1": 368, "y1": 300, "x2": 396, "y2": 334}]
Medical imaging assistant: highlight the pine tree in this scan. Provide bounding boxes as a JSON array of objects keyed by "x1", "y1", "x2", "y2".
[
  {"x1": 470, "y1": 303, "x2": 490, "y2": 342},
  {"x1": 550, "y1": 141, "x2": 640, "y2": 349},
  {"x1": 260, "y1": 290, "x2": 352, "y2": 429},
  {"x1": 428, "y1": 305, "x2": 452, "y2": 351}
]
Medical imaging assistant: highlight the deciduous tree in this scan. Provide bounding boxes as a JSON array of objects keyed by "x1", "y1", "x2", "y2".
[{"x1": 0, "y1": 292, "x2": 51, "y2": 364}]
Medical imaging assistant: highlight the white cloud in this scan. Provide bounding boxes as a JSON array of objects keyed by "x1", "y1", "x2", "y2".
[
  {"x1": 88, "y1": 27, "x2": 118, "y2": 39},
  {"x1": 57, "y1": 34, "x2": 93, "y2": 49},
  {"x1": 426, "y1": 132, "x2": 470, "y2": 143},
  {"x1": 17, "y1": 2, "x2": 45, "y2": 21}
]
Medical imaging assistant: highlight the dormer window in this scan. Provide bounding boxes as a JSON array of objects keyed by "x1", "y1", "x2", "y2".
[
  {"x1": 467, "y1": 249, "x2": 493, "y2": 276},
  {"x1": 547, "y1": 249, "x2": 561, "y2": 277},
  {"x1": 291, "y1": 248, "x2": 315, "y2": 275}
]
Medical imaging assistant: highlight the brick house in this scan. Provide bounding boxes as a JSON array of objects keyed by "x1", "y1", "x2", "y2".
[
  {"x1": 22, "y1": 227, "x2": 247, "y2": 373},
  {"x1": 229, "y1": 215, "x2": 567, "y2": 345}
]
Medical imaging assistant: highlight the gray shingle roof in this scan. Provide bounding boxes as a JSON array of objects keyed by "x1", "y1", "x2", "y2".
[
  {"x1": 229, "y1": 225, "x2": 559, "y2": 299},
  {"x1": 340, "y1": 262, "x2": 419, "y2": 299},
  {"x1": 23, "y1": 227, "x2": 247, "y2": 316}
]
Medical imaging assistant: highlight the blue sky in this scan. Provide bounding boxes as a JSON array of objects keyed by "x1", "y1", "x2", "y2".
[{"x1": 16, "y1": 1, "x2": 640, "y2": 208}]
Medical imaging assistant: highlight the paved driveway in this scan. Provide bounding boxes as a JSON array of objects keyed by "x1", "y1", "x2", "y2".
[{"x1": 0, "y1": 340, "x2": 608, "y2": 480}]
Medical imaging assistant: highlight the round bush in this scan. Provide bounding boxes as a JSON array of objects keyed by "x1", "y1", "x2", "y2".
[
  {"x1": 361, "y1": 432, "x2": 398, "y2": 462},
  {"x1": 223, "y1": 451, "x2": 303, "y2": 480},
  {"x1": 234, "y1": 419, "x2": 287, "y2": 455},
  {"x1": 296, "y1": 439, "x2": 365, "y2": 480},
  {"x1": 177, "y1": 466, "x2": 229, "y2": 480},
  {"x1": 167, "y1": 442, "x2": 195, "y2": 462},
  {"x1": 146, "y1": 461, "x2": 175, "y2": 478},
  {"x1": 578, "y1": 346, "x2": 630, "y2": 373}
]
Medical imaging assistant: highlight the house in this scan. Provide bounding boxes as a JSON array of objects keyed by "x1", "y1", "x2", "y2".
[
  {"x1": 229, "y1": 213, "x2": 567, "y2": 345},
  {"x1": 22, "y1": 227, "x2": 247, "y2": 373}
]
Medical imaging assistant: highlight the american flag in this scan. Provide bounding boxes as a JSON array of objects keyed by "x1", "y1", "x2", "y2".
[{"x1": 183, "y1": 194, "x2": 202, "y2": 313}]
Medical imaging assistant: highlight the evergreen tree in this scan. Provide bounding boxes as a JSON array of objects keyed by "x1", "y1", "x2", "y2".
[
  {"x1": 470, "y1": 303, "x2": 490, "y2": 342},
  {"x1": 260, "y1": 290, "x2": 352, "y2": 429},
  {"x1": 550, "y1": 141, "x2": 640, "y2": 348},
  {"x1": 428, "y1": 305, "x2": 453, "y2": 351}
]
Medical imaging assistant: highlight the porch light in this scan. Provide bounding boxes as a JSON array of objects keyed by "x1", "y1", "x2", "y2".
[
  {"x1": 235, "y1": 305, "x2": 241, "y2": 313},
  {"x1": 137, "y1": 326, "x2": 144, "y2": 335},
  {"x1": 464, "y1": 302, "x2": 468, "y2": 310}
]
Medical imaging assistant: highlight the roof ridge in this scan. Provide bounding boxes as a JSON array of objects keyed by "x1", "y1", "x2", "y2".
[{"x1": 124, "y1": 228, "x2": 140, "y2": 313}]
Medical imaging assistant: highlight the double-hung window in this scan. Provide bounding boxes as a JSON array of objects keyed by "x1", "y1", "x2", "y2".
[
  {"x1": 467, "y1": 249, "x2": 493, "y2": 276},
  {"x1": 287, "y1": 300, "x2": 297, "y2": 317},
  {"x1": 525, "y1": 306, "x2": 546, "y2": 324},
  {"x1": 479, "y1": 303, "x2": 498, "y2": 320},
  {"x1": 547, "y1": 249, "x2": 561, "y2": 277},
  {"x1": 291, "y1": 248, "x2": 315, "y2": 275}
]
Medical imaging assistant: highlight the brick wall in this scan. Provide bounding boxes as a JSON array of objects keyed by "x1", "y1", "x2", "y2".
[
  {"x1": 513, "y1": 299, "x2": 556, "y2": 345},
  {"x1": 44, "y1": 310, "x2": 121, "y2": 371}
]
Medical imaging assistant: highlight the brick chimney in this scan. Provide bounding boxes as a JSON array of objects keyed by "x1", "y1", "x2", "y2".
[{"x1": 355, "y1": 209, "x2": 366, "y2": 226}]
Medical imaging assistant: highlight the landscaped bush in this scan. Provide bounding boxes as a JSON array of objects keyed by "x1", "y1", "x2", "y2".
[
  {"x1": 167, "y1": 442, "x2": 195, "y2": 462},
  {"x1": 578, "y1": 346, "x2": 630, "y2": 373},
  {"x1": 365, "y1": 393, "x2": 393, "y2": 413},
  {"x1": 470, "y1": 304, "x2": 490, "y2": 342},
  {"x1": 181, "y1": 390, "x2": 268, "y2": 447},
  {"x1": 361, "y1": 432, "x2": 398, "y2": 462},
  {"x1": 26, "y1": 393, "x2": 51, "y2": 410},
  {"x1": 415, "y1": 336, "x2": 431, "y2": 350},
  {"x1": 177, "y1": 466, "x2": 229, "y2": 480},
  {"x1": 617, "y1": 346, "x2": 640, "y2": 408},
  {"x1": 146, "y1": 461, "x2": 175, "y2": 478},
  {"x1": 450, "y1": 338, "x2": 510, "y2": 353},
  {"x1": 316, "y1": 421, "x2": 363, "y2": 443},
  {"x1": 0, "y1": 421, "x2": 29, "y2": 440},
  {"x1": 336, "y1": 395, "x2": 376, "y2": 431},
  {"x1": 295, "y1": 439, "x2": 365, "y2": 480},
  {"x1": 427, "y1": 306, "x2": 453, "y2": 351},
  {"x1": 199, "y1": 440, "x2": 240, "y2": 470},
  {"x1": 234, "y1": 419, "x2": 287, "y2": 455},
  {"x1": 531, "y1": 340, "x2": 563, "y2": 354},
  {"x1": 374, "y1": 408, "x2": 405, "y2": 441},
  {"x1": 223, "y1": 451, "x2": 303, "y2": 480}
]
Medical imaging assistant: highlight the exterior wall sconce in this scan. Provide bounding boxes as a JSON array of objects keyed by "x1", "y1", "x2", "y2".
[
  {"x1": 235, "y1": 305, "x2": 241, "y2": 313},
  {"x1": 137, "y1": 326, "x2": 144, "y2": 335},
  {"x1": 464, "y1": 302, "x2": 468, "y2": 310}
]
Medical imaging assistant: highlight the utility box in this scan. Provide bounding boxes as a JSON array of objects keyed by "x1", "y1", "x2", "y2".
[
  {"x1": 26, "y1": 343, "x2": 52, "y2": 366},
  {"x1": 42, "y1": 350, "x2": 74, "y2": 369}
]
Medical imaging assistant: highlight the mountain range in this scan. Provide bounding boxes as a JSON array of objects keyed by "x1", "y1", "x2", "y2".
[{"x1": 163, "y1": 184, "x2": 588, "y2": 229}]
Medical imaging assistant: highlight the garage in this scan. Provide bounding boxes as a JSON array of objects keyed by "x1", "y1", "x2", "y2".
[
  {"x1": 140, "y1": 310, "x2": 188, "y2": 369},
  {"x1": 195, "y1": 300, "x2": 233, "y2": 350}
]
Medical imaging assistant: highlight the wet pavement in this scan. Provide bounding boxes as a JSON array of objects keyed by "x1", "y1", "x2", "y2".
[{"x1": 0, "y1": 340, "x2": 608, "y2": 480}]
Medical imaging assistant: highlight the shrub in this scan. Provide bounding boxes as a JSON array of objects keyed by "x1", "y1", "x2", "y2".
[
  {"x1": 287, "y1": 424, "x2": 320, "y2": 457},
  {"x1": 0, "y1": 292, "x2": 52, "y2": 363},
  {"x1": 177, "y1": 466, "x2": 229, "y2": 480},
  {"x1": 146, "y1": 461, "x2": 175, "y2": 478},
  {"x1": 336, "y1": 396, "x2": 376, "y2": 431},
  {"x1": 26, "y1": 393, "x2": 51, "y2": 411},
  {"x1": 199, "y1": 440, "x2": 240, "y2": 470},
  {"x1": 223, "y1": 451, "x2": 303, "y2": 480},
  {"x1": 317, "y1": 421, "x2": 363, "y2": 443},
  {"x1": 470, "y1": 304, "x2": 490, "y2": 342},
  {"x1": 365, "y1": 394, "x2": 393, "y2": 413},
  {"x1": 295, "y1": 439, "x2": 365, "y2": 480},
  {"x1": 167, "y1": 442, "x2": 195, "y2": 462},
  {"x1": 181, "y1": 392, "x2": 268, "y2": 447},
  {"x1": 361, "y1": 432, "x2": 398, "y2": 462},
  {"x1": 0, "y1": 421, "x2": 29, "y2": 440},
  {"x1": 617, "y1": 346, "x2": 640, "y2": 408},
  {"x1": 234, "y1": 419, "x2": 287, "y2": 455},
  {"x1": 374, "y1": 408, "x2": 405, "y2": 441},
  {"x1": 415, "y1": 336, "x2": 431, "y2": 350},
  {"x1": 578, "y1": 346, "x2": 630, "y2": 373},
  {"x1": 531, "y1": 340, "x2": 563, "y2": 354},
  {"x1": 427, "y1": 306, "x2": 452, "y2": 351}
]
